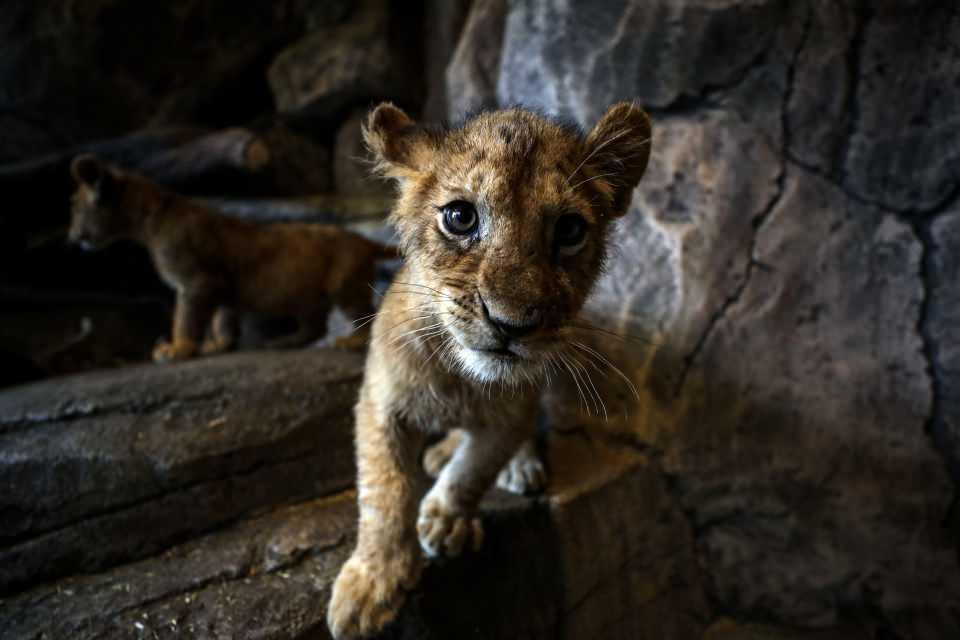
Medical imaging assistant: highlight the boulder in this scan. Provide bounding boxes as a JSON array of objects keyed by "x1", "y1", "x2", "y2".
[
  {"x1": 267, "y1": 0, "x2": 423, "y2": 119},
  {"x1": 0, "y1": 349, "x2": 362, "y2": 594},
  {"x1": 0, "y1": 0, "x2": 314, "y2": 161}
]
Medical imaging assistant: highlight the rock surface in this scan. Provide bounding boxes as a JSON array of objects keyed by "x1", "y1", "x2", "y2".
[
  {"x1": 267, "y1": 0, "x2": 422, "y2": 119},
  {"x1": 0, "y1": 349, "x2": 362, "y2": 595},
  {"x1": 0, "y1": 421, "x2": 710, "y2": 640},
  {"x1": 0, "y1": 0, "x2": 313, "y2": 162},
  {"x1": 450, "y1": 0, "x2": 960, "y2": 636}
]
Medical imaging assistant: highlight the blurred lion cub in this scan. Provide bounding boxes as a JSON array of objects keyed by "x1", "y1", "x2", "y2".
[
  {"x1": 69, "y1": 154, "x2": 396, "y2": 361},
  {"x1": 326, "y1": 101, "x2": 651, "y2": 638}
]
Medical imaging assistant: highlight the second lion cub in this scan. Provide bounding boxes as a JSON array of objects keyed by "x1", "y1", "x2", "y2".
[{"x1": 69, "y1": 154, "x2": 396, "y2": 361}]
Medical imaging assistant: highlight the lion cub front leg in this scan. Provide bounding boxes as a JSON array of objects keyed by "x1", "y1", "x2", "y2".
[
  {"x1": 417, "y1": 420, "x2": 533, "y2": 558},
  {"x1": 153, "y1": 290, "x2": 216, "y2": 363},
  {"x1": 327, "y1": 398, "x2": 427, "y2": 639}
]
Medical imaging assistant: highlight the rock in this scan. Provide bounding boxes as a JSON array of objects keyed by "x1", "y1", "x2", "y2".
[
  {"x1": 332, "y1": 110, "x2": 394, "y2": 198},
  {"x1": 422, "y1": 0, "x2": 473, "y2": 121},
  {"x1": 2, "y1": 423, "x2": 885, "y2": 639},
  {"x1": 496, "y1": 0, "x2": 787, "y2": 122},
  {"x1": 445, "y1": 0, "x2": 508, "y2": 119},
  {"x1": 0, "y1": 1, "x2": 313, "y2": 161},
  {"x1": 0, "y1": 349, "x2": 363, "y2": 594},
  {"x1": 449, "y1": 0, "x2": 960, "y2": 635},
  {"x1": 842, "y1": 2, "x2": 960, "y2": 212},
  {"x1": 667, "y1": 172, "x2": 958, "y2": 635},
  {"x1": 0, "y1": 430, "x2": 713, "y2": 640},
  {"x1": 928, "y1": 208, "x2": 960, "y2": 480},
  {"x1": 267, "y1": 0, "x2": 422, "y2": 118},
  {"x1": 1, "y1": 493, "x2": 356, "y2": 640}
]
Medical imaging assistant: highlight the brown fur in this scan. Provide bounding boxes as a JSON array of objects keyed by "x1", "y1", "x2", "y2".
[
  {"x1": 68, "y1": 155, "x2": 395, "y2": 361},
  {"x1": 327, "y1": 102, "x2": 651, "y2": 638}
]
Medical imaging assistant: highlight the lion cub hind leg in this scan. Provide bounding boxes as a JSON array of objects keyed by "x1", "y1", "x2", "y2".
[
  {"x1": 153, "y1": 291, "x2": 216, "y2": 363},
  {"x1": 417, "y1": 426, "x2": 530, "y2": 558},
  {"x1": 200, "y1": 307, "x2": 238, "y2": 355},
  {"x1": 496, "y1": 438, "x2": 548, "y2": 495}
]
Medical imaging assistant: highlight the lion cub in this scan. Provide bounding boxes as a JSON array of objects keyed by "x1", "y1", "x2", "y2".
[
  {"x1": 326, "y1": 102, "x2": 651, "y2": 638},
  {"x1": 69, "y1": 154, "x2": 396, "y2": 361}
]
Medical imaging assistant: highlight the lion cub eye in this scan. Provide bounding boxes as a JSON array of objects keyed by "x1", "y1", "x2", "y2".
[
  {"x1": 555, "y1": 213, "x2": 587, "y2": 254},
  {"x1": 439, "y1": 200, "x2": 479, "y2": 236}
]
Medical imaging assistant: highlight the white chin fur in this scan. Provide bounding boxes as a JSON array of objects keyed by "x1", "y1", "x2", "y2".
[{"x1": 452, "y1": 345, "x2": 541, "y2": 385}]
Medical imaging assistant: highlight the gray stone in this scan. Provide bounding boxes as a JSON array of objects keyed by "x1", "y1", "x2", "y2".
[
  {"x1": 445, "y1": 0, "x2": 508, "y2": 120},
  {"x1": 267, "y1": 0, "x2": 420, "y2": 117},
  {"x1": 843, "y1": 2, "x2": 960, "y2": 212},
  {"x1": 423, "y1": 0, "x2": 473, "y2": 121},
  {"x1": 0, "y1": 431, "x2": 711, "y2": 640},
  {"x1": 0, "y1": 349, "x2": 362, "y2": 594},
  {"x1": 0, "y1": 0, "x2": 312, "y2": 161},
  {"x1": 929, "y1": 208, "x2": 960, "y2": 480},
  {"x1": 497, "y1": 0, "x2": 787, "y2": 123}
]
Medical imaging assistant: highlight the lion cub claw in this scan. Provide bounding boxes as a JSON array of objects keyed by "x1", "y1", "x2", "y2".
[
  {"x1": 152, "y1": 340, "x2": 198, "y2": 363},
  {"x1": 417, "y1": 497, "x2": 484, "y2": 558},
  {"x1": 327, "y1": 553, "x2": 420, "y2": 640}
]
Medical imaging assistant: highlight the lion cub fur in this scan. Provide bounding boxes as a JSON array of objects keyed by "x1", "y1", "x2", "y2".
[
  {"x1": 68, "y1": 154, "x2": 394, "y2": 361},
  {"x1": 327, "y1": 101, "x2": 651, "y2": 638}
]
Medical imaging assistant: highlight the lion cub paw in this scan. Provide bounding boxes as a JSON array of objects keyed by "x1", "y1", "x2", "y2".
[
  {"x1": 152, "y1": 340, "x2": 198, "y2": 363},
  {"x1": 200, "y1": 336, "x2": 233, "y2": 356},
  {"x1": 417, "y1": 496, "x2": 483, "y2": 558},
  {"x1": 327, "y1": 553, "x2": 419, "y2": 640},
  {"x1": 496, "y1": 448, "x2": 548, "y2": 495}
]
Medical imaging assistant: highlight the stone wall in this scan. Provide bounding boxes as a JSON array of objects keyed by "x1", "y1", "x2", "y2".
[{"x1": 447, "y1": 0, "x2": 960, "y2": 636}]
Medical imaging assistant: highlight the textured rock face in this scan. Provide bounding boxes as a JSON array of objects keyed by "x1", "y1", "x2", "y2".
[
  {"x1": 267, "y1": 0, "x2": 422, "y2": 118},
  {"x1": 0, "y1": 350, "x2": 361, "y2": 594},
  {"x1": 450, "y1": 0, "x2": 960, "y2": 636},
  {"x1": 0, "y1": 0, "x2": 312, "y2": 161}
]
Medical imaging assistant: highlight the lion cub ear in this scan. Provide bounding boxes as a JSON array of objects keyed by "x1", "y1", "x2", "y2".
[
  {"x1": 583, "y1": 101, "x2": 652, "y2": 217},
  {"x1": 70, "y1": 154, "x2": 111, "y2": 196},
  {"x1": 363, "y1": 102, "x2": 435, "y2": 179}
]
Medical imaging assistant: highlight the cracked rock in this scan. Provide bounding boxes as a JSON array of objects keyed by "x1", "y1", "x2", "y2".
[{"x1": 0, "y1": 349, "x2": 362, "y2": 594}]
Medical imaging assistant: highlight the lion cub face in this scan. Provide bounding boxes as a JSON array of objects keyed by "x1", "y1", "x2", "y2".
[
  {"x1": 366, "y1": 103, "x2": 651, "y2": 384},
  {"x1": 68, "y1": 154, "x2": 128, "y2": 251}
]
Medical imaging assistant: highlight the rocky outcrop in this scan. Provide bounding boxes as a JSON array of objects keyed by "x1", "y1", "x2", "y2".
[
  {"x1": 449, "y1": 0, "x2": 960, "y2": 636},
  {"x1": 0, "y1": 350, "x2": 361, "y2": 595},
  {"x1": 267, "y1": 0, "x2": 422, "y2": 119},
  {"x1": 0, "y1": 0, "x2": 317, "y2": 162},
  {"x1": 0, "y1": 358, "x2": 712, "y2": 639}
]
